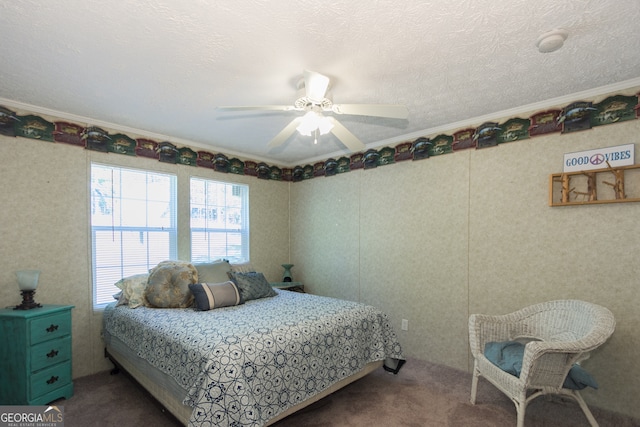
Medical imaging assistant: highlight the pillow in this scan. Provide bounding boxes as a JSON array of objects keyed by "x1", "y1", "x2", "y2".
[
  {"x1": 193, "y1": 260, "x2": 232, "y2": 283},
  {"x1": 228, "y1": 271, "x2": 276, "y2": 301},
  {"x1": 189, "y1": 281, "x2": 244, "y2": 311},
  {"x1": 145, "y1": 261, "x2": 197, "y2": 308},
  {"x1": 150, "y1": 260, "x2": 199, "y2": 282},
  {"x1": 230, "y1": 262, "x2": 257, "y2": 273},
  {"x1": 563, "y1": 364, "x2": 599, "y2": 390},
  {"x1": 483, "y1": 340, "x2": 523, "y2": 376},
  {"x1": 114, "y1": 273, "x2": 150, "y2": 308},
  {"x1": 484, "y1": 341, "x2": 599, "y2": 390}
]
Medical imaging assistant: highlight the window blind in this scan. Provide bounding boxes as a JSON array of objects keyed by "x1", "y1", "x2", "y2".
[
  {"x1": 91, "y1": 164, "x2": 177, "y2": 307},
  {"x1": 190, "y1": 178, "x2": 249, "y2": 264}
]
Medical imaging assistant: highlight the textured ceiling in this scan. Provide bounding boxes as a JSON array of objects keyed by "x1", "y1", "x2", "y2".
[{"x1": 1, "y1": 0, "x2": 640, "y2": 166}]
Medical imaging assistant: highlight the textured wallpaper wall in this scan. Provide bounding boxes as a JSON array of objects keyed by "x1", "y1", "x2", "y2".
[
  {"x1": 290, "y1": 119, "x2": 640, "y2": 419},
  {"x1": 0, "y1": 137, "x2": 291, "y2": 377}
]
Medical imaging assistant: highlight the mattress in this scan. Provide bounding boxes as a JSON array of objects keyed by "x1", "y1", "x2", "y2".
[{"x1": 103, "y1": 289, "x2": 404, "y2": 426}]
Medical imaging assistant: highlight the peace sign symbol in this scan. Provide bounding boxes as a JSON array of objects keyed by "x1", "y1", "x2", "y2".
[{"x1": 590, "y1": 153, "x2": 605, "y2": 165}]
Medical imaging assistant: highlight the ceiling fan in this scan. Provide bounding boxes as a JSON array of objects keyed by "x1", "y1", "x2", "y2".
[{"x1": 217, "y1": 70, "x2": 409, "y2": 152}]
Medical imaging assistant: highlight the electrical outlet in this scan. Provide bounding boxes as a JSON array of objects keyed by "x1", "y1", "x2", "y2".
[{"x1": 401, "y1": 319, "x2": 408, "y2": 331}]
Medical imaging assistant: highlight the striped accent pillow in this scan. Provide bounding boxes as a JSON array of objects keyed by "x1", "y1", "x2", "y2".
[{"x1": 189, "y1": 281, "x2": 244, "y2": 311}]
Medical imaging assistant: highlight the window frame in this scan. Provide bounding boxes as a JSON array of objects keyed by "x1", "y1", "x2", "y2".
[
  {"x1": 189, "y1": 176, "x2": 250, "y2": 264},
  {"x1": 90, "y1": 163, "x2": 178, "y2": 308}
]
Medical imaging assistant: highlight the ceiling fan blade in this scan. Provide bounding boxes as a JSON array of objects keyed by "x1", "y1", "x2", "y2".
[
  {"x1": 327, "y1": 117, "x2": 366, "y2": 152},
  {"x1": 304, "y1": 70, "x2": 330, "y2": 103},
  {"x1": 267, "y1": 117, "x2": 303, "y2": 148},
  {"x1": 331, "y1": 104, "x2": 409, "y2": 119},
  {"x1": 217, "y1": 105, "x2": 295, "y2": 112}
]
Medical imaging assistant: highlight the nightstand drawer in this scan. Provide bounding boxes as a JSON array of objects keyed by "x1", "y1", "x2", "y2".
[
  {"x1": 30, "y1": 311, "x2": 71, "y2": 345},
  {"x1": 29, "y1": 361, "x2": 72, "y2": 400},
  {"x1": 31, "y1": 336, "x2": 71, "y2": 372}
]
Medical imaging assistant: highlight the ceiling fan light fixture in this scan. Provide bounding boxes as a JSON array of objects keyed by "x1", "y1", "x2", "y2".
[
  {"x1": 296, "y1": 111, "x2": 334, "y2": 136},
  {"x1": 317, "y1": 116, "x2": 334, "y2": 135},
  {"x1": 221, "y1": 70, "x2": 404, "y2": 153}
]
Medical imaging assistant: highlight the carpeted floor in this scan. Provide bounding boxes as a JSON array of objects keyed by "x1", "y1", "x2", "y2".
[{"x1": 55, "y1": 358, "x2": 639, "y2": 426}]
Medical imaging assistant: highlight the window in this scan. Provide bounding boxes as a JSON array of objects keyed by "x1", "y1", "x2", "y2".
[
  {"x1": 90, "y1": 164, "x2": 177, "y2": 307},
  {"x1": 190, "y1": 178, "x2": 249, "y2": 263}
]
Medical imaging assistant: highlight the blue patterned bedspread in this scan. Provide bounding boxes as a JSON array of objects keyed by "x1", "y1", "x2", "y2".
[{"x1": 103, "y1": 289, "x2": 404, "y2": 426}]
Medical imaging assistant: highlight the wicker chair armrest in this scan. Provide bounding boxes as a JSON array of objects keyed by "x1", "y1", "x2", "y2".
[
  {"x1": 523, "y1": 322, "x2": 614, "y2": 359},
  {"x1": 469, "y1": 313, "x2": 520, "y2": 356},
  {"x1": 519, "y1": 340, "x2": 586, "y2": 388},
  {"x1": 525, "y1": 339, "x2": 586, "y2": 354}
]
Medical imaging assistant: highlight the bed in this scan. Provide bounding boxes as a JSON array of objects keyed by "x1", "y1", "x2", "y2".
[{"x1": 103, "y1": 288, "x2": 405, "y2": 426}]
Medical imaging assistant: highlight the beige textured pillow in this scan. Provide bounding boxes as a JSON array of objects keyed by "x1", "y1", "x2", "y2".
[
  {"x1": 114, "y1": 273, "x2": 150, "y2": 308},
  {"x1": 230, "y1": 262, "x2": 256, "y2": 273},
  {"x1": 145, "y1": 261, "x2": 197, "y2": 308},
  {"x1": 193, "y1": 260, "x2": 232, "y2": 283}
]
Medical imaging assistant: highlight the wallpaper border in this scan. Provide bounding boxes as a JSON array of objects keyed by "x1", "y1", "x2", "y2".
[{"x1": 1, "y1": 91, "x2": 638, "y2": 182}]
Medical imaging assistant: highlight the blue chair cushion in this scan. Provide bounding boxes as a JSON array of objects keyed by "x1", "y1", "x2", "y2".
[{"x1": 484, "y1": 341, "x2": 598, "y2": 390}]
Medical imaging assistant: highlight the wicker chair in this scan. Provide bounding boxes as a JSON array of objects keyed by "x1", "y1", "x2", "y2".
[{"x1": 469, "y1": 300, "x2": 615, "y2": 427}]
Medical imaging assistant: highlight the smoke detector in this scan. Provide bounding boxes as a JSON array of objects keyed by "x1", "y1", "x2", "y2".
[{"x1": 536, "y1": 29, "x2": 569, "y2": 53}]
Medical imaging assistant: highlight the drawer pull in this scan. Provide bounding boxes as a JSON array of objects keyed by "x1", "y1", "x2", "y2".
[
  {"x1": 47, "y1": 349, "x2": 59, "y2": 358},
  {"x1": 46, "y1": 376, "x2": 59, "y2": 385},
  {"x1": 46, "y1": 324, "x2": 59, "y2": 333}
]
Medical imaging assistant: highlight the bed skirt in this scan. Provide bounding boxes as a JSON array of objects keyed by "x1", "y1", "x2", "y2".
[{"x1": 105, "y1": 341, "x2": 383, "y2": 426}]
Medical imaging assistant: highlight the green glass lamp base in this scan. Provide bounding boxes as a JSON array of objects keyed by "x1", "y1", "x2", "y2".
[{"x1": 281, "y1": 264, "x2": 294, "y2": 282}]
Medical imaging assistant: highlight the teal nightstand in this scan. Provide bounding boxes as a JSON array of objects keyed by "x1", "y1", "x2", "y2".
[
  {"x1": 271, "y1": 281, "x2": 304, "y2": 292},
  {"x1": 0, "y1": 304, "x2": 74, "y2": 405}
]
